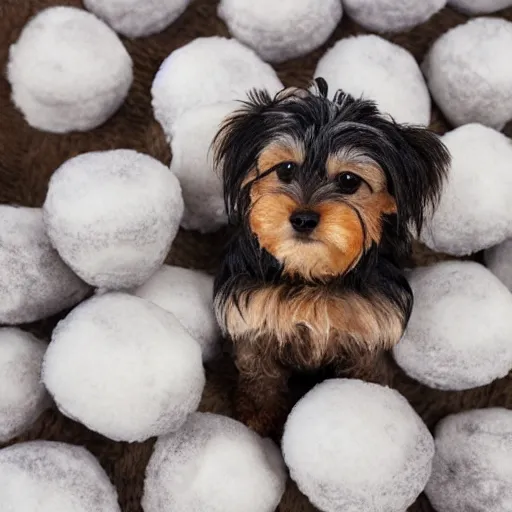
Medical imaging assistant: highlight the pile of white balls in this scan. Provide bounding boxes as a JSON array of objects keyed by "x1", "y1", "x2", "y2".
[
  {"x1": 0, "y1": 146, "x2": 225, "y2": 444},
  {"x1": 0, "y1": 145, "x2": 259, "y2": 509},
  {"x1": 4, "y1": 1, "x2": 512, "y2": 512}
]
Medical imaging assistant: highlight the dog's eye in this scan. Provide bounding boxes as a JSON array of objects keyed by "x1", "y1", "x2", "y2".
[
  {"x1": 274, "y1": 162, "x2": 297, "y2": 183},
  {"x1": 337, "y1": 172, "x2": 362, "y2": 194}
]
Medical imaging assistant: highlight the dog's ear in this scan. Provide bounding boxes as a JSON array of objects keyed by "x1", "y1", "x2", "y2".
[
  {"x1": 388, "y1": 125, "x2": 450, "y2": 235},
  {"x1": 211, "y1": 90, "x2": 274, "y2": 223}
]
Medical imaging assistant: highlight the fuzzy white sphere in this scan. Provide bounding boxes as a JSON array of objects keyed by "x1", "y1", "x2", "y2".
[
  {"x1": 142, "y1": 412, "x2": 286, "y2": 512},
  {"x1": 132, "y1": 265, "x2": 220, "y2": 362},
  {"x1": 0, "y1": 329, "x2": 49, "y2": 442},
  {"x1": 282, "y1": 379, "x2": 434, "y2": 512},
  {"x1": 83, "y1": 0, "x2": 191, "y2": 38},
  {"x1": 43, "y1": 149, "x2": 183, "y2": 290},
  {"x1": 393, "y1": 261, "x2": 512, "y2": 390},
  {"x1": 315, "y1": 35, "x2": 430, "y2": 125},
  {"x1": 218, "y1": 0, "x2": 342, "y2": 63},
  {"x1": 0, "y1": 441, "x2": 120, "y2": 512},
  {"x1": 485, "y1": 239, "x2": 512, "y2": 292},
  {"x1": 7, "y1": 6, "x2": 132, "y2": 133},
  {"x1": 426, "y1": 408, "x2": 512, "y2": 512},
  {"x1": 420, "y1": 124, "x2": 512, "y2": 256},
  {"x1": 448, "y1": 0, "x2": 512, "y2": 14},
  {"x1": 423, "y1": 17, "x2": 512, "y2": 130},
  {"x1": 170, "y1": 102, "x2": 235, "y2": 233},
  {"x1": 0, "y1": 206, "x2": 89, "y2": 325},
  {"x1": 343, "y1": 0, "x2": 446, "y2": 33},
  {"x1": 42, "y1": 293, "x2": 205, "y2": 442},
  {"x1": 151, "y1": 36, "x2": 283, "y2": 141}
]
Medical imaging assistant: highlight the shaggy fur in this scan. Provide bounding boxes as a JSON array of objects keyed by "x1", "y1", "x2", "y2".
[
  {"x1": 1, "y1": 2, "x2": 512, "y2": 512},
  {"x1": 213, "y1": 82, "x2": 450, "y2": 437}
]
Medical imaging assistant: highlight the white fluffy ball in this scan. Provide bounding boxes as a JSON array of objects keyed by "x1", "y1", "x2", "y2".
[
  {"x1": 0, "y1": 441, "x2": 120, "y2": 512},
  {"x1": 132, "y1": 265, "x2": 220, "y2": 361},
  {"x1": 420, "y1": 124, "x2": 512, "y2": 256},
  {"x1": 426, "y1": 408, "x2": 512, "y2": 512},
  {"x1": 485, "y1": 239, "x2": 512, "y2": 292},
  {"x1": 42, "y1": 293, "x2": 205, "y2": 442},
  {"x1": 83, "y1": 0, "x2": 191, "y2": 38},
  {"x1": 393, "y1": 261, "x2": 512, "y2": 390},
  {"x1": 218, "y1": 0, "x2": 342, "y2": 63},
  {"x1": 0, "y1": 329, "x2": 49, "y2": 442},
  {"x1": 343, "y1": 0, "x2": 446, "y2": 33},
  {"x1": 43, "y1": 149, "x2": 184, "y2": 290},
  {"x1": 7, "y1": 6, "x2": 133, "y2": 133},
  {"x1": 0, "y1": 206, "x2": 89, "y2": 324},
  {"x1": 422, "y1": 17, "x2": 512, "y2": 130},
  {"x1": 315, "y1": 35, "x2": 430, "y2": 125},
  {"x1": 448, "y1": 0, "x2": 512, "y2": 14},
  {"x1": 151, "y1": 36, "x2": 283, "y2": 141},
  {"x1": 282, "y1": 379, "x2": 434, "y2": 512},
  {"x1": 142, "y1": 412, "x2": 286, "y2": 512},
  {"x1": 170, "y1": 102, "x2": 235, "y2": 233}
]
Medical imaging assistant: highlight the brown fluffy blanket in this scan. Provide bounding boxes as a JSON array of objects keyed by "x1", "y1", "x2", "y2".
[{"x1": 1, "y1": 1, "x2": 511, "y2": 511}]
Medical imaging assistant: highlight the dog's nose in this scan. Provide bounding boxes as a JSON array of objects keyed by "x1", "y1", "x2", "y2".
[{"x1": 289, "y1": 211, "x2": 320, "y2": 233}]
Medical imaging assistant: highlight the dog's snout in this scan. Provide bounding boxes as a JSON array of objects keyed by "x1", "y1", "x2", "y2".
[{"x1": 289, "y1": 211, "x2": 320, "y2": 233}]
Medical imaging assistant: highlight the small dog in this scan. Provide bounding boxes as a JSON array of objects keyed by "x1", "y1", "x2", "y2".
[{"x1": 212, "y1": 79, "x2": 450, "y2": 437}]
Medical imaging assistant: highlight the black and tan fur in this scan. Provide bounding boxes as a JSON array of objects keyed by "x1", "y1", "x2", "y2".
[{"x1": 212, "y1": 80, "x2": 450, "y2": 437}]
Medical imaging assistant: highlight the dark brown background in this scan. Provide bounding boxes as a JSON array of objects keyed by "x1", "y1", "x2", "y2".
[{"x1": 1, "y1": 1, "x2": 511, "y2": 511}]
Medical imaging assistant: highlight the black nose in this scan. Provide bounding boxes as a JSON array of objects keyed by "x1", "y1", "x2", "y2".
[{"x1": 289, "y1": 211, "x2": 320, "y2": 233}]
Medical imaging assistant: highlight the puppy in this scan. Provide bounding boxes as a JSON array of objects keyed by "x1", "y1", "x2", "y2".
[{"x1": 212, "y1": 79, "x2": 450, "y2": 437}]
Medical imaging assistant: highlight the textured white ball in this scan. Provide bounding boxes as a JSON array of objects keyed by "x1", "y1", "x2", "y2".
[
  {"x1": 132, "y1": 265, "x2": 220, "y2": 361},
  {"x1": 151, "y1": 36, "x2": 283, "y2": 141},
  {"x1": 422, "y1": 17, "x2": 512, "y2": 130},
  {"x1": 448, "y1": 0, "x2": 512, "y2": 14},
  {"x1": 0, "y1": 206, "x2": 89, "y2": 325},
  {"x1": 7, "y1": 6, "x2": 132, "y2": 133},
  {"x1": 420, "y1": 124, "x2": 512, "y2": 256},
  {"x1": 42, "y1": 293, "x2": 205, "y2": 442},
  {"x1": 393, "y1": 261, "x2": 512, "y2": 390},
  {"x1": 343, "y1": 0, "x2": 446, "y2": 33},
  {"x1": 170, "y1": 102, "x2": 235, "y2": 233},
  {"x1": 83, "y1": 0, "x2": 191, "y2": 38},
  {"x1": 218, "y1": 0, "x2": 342, "y2": 63},
  {"x1": 0, "y1": 441, "x2": 120, "y2": 512},
  {"x1": 485, "y1": 239, "x2": 512, "y2": 292},
  {"x1": 43, "y1": 149, "x2": 184, "y2": 290},
  {"x1": 315, "y1": 35, "x2": 430, "y2": 125},
  {"x1": 142, "y1": 412, "x2": 286, "y2": 512},
  {"x1": 0, "y1": 329, "x2": 49, "y2": 442},
  {"x1": 282, "y1": 379, "x2": 434, "y2": 512},
  {"x1": 426, "y1": 408, "x2": 512, "y2": 512}
]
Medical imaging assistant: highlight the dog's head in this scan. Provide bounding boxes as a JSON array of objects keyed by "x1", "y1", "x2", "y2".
[{"x1": 213, "y1": 79, "x2": 450, "y2": 282}]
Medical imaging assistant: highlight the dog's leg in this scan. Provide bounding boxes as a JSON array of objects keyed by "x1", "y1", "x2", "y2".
[
  {"x1": 233, "y1": 343, "x2": 291, "y2": 439},
  {"x1": 332, "y1": 346, "x2": 394, "y2": 386}
]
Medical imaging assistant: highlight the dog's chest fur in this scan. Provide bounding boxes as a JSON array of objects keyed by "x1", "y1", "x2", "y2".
[{"x1": 218, "y1": 283, "x2": 405, "y2": 369}]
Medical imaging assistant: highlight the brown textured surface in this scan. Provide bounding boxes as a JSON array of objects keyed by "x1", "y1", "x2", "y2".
[{"x1": 1, "y1": 1, "x2": 512, "y2": 511}]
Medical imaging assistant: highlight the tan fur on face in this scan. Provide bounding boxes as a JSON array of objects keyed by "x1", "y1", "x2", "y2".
[
  {"x1": 327, "y1": 152, "x2": 397, "y2": 240},
  {"x1": 248, "y1": 144, "x2": 398, "y2": 281},
  {"x1": 258, "y1": 200, "x2": 364, "y2": 280},
  {"x1": 217, "y1": 284, "x2": 405, "y2": 368}
]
